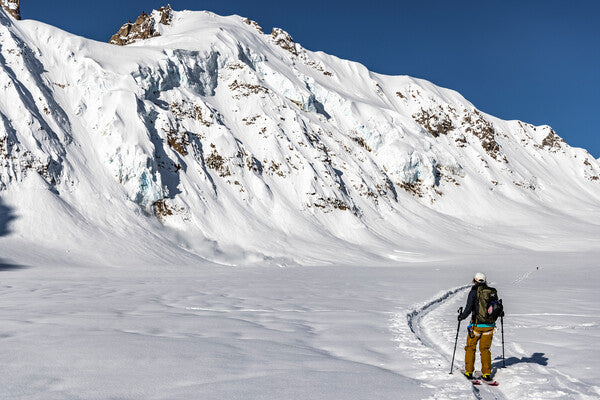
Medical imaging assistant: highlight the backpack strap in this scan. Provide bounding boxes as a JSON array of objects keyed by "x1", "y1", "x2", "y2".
[{"x1": 475, "y1": 286, "x2": 482, "y2": 325}]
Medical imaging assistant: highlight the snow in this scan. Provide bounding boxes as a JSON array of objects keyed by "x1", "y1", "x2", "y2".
[
  {"x1": 1, "y1": 253, "x2": 599, "y2": 399},
  {"x1": 0, "y1": 5, "x2": 599, "y2": 399}
]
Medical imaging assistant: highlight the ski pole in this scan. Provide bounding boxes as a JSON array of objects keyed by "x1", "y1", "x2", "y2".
[
  {"x1": 500, "y1": 300, "x2": 505, "y2": 368},
  {"x1": 450, "y1": 307, "x2": 463, "y2": 374}
]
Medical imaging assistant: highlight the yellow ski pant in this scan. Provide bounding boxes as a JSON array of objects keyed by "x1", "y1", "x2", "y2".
[{"x1": 465, "y1": 326, "x2": 494, "y2": 375}]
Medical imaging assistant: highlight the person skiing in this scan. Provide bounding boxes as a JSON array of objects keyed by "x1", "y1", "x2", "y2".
[{"x1": 458, "y1": 272, "x2": 501, "y2": 382}]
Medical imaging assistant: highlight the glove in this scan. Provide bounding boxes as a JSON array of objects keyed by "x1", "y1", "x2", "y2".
[{"x1": 457, "y1": 314, "x2": 462, "y2": 321}]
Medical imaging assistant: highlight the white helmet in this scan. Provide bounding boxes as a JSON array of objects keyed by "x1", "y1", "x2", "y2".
[{"x1": 473, "y1": 272, "x2": 486, "y2": 283}]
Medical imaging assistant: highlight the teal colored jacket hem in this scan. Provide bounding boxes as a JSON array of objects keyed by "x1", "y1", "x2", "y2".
[{"x1": 467, "y1": 323, "x2": 496, "y2": 328}]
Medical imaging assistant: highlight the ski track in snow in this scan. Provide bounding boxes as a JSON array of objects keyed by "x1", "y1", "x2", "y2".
[
  {"x1": 393, "y1": 283, "x2": 600, "y2": 400},
  {"x1": 512, "y1": 271, "x2": 534, "y2": 285}
]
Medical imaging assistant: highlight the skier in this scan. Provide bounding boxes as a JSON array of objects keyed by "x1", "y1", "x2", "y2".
[{"x1": 458, "y1": 272, "x2": 502, "y2": 383}]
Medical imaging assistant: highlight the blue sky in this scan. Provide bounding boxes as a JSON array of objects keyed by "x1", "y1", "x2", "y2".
[{"x1": 22, "y1": 0, "x2": 600, "y2": 157}]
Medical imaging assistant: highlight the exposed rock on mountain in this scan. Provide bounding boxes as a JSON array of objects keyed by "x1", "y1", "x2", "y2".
[
  {"x1": 242, "y1": 17, "x2": 263, "y2": 33},
  {"x1": 271, "y1": 27, "x2": 298, "y2": 55},
  {"x1": 109, "y1": 5, "x2": 172, "y2": 46},
  {"x1": 0, "y1": 0, "x2": 20, "y2": 20},
  {"x1": 539, "y1": 128, "x2": 565, "y2": 152}
]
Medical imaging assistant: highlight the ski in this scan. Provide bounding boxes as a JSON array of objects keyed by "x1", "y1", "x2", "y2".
[{"x1": 482, "y1": 379, "x2": 499, "y2": 386}]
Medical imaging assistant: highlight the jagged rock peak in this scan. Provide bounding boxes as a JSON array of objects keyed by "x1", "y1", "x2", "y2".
[
  {"x1": 1, "y1": 0, "x2": 20, "y2": 20},
  {"x1": 242, "y1": 17, "x2": 263, "y2": 33},
  {"x1": 271, "y1": 27, "x2": 297, "y2": 55},
  {"x1": 109, "y1": 5, "x2": 172, "y2": 46}
]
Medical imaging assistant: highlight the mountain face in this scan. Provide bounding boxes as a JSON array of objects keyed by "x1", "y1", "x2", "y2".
[{"x1": 0, "y1": 6, "x2": 599, "y2": 266}]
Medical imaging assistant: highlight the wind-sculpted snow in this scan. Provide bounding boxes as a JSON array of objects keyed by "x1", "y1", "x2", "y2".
[{"x1": 0, "y1": 6, "x2": 599, "y2": 264}]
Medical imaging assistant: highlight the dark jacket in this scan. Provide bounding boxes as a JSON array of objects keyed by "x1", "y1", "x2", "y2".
[{"x1": 459, "y1": 282, "x2": 487, "y2": 322}]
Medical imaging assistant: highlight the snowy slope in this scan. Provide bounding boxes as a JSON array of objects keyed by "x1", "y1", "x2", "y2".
[{"x1": 0, "y1": 6, "x2": 599, "y2": 266}]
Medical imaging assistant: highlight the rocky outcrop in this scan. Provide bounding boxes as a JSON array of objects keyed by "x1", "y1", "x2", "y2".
[
  {"x1": 242, "y1": 17, "x2": 263, "y2": 33},
  {"x1": 109, "y1": 5, "x2": 172, "y2": 46},
  {"x1": 271, "y1": 28, "x2": 297, "y2": 55},
  {"x1": 1, "y1": 0, "x2": 20, "y2": 20},
  {"x1": 412, "y1": 107, "x2": 455, "y2": 138},
  {"x1": 540, "y1": 128, "x2": 565, "y2": 152},
  {"x1": 462, "y1": 109, "x2": 506, "y2": 162}
]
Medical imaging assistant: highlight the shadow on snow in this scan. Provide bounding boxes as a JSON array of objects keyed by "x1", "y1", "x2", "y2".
[
  {"x1": 0, "y1": 197, "x2": 16, "y2": 237},
  {"x1": 0, "y1": 197, "x2": 27, "y2": 270},
  {"x1": 0, "y1": 262, "x2": 27, "y2": 271},
  {"x1": 494, "y1": 352, "x2": 549, "y2": 368}
]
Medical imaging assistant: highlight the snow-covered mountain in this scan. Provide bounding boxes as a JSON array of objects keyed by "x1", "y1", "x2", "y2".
[{"x1": 1, "y1": 5, "x2": 599, "y2": 266}]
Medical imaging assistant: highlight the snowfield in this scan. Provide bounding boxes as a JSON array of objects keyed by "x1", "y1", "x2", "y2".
[
  {"x1": 1, "y1": 254, "x2": 599, "y2": 399},
  {"x1": 0, "y1": 4, "x2": 599, "y2": 399}
]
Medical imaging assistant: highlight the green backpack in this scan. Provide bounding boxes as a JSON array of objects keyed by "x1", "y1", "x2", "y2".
[{"x1": 476, "y1": 286, "x2": 503, "y2": 324}]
